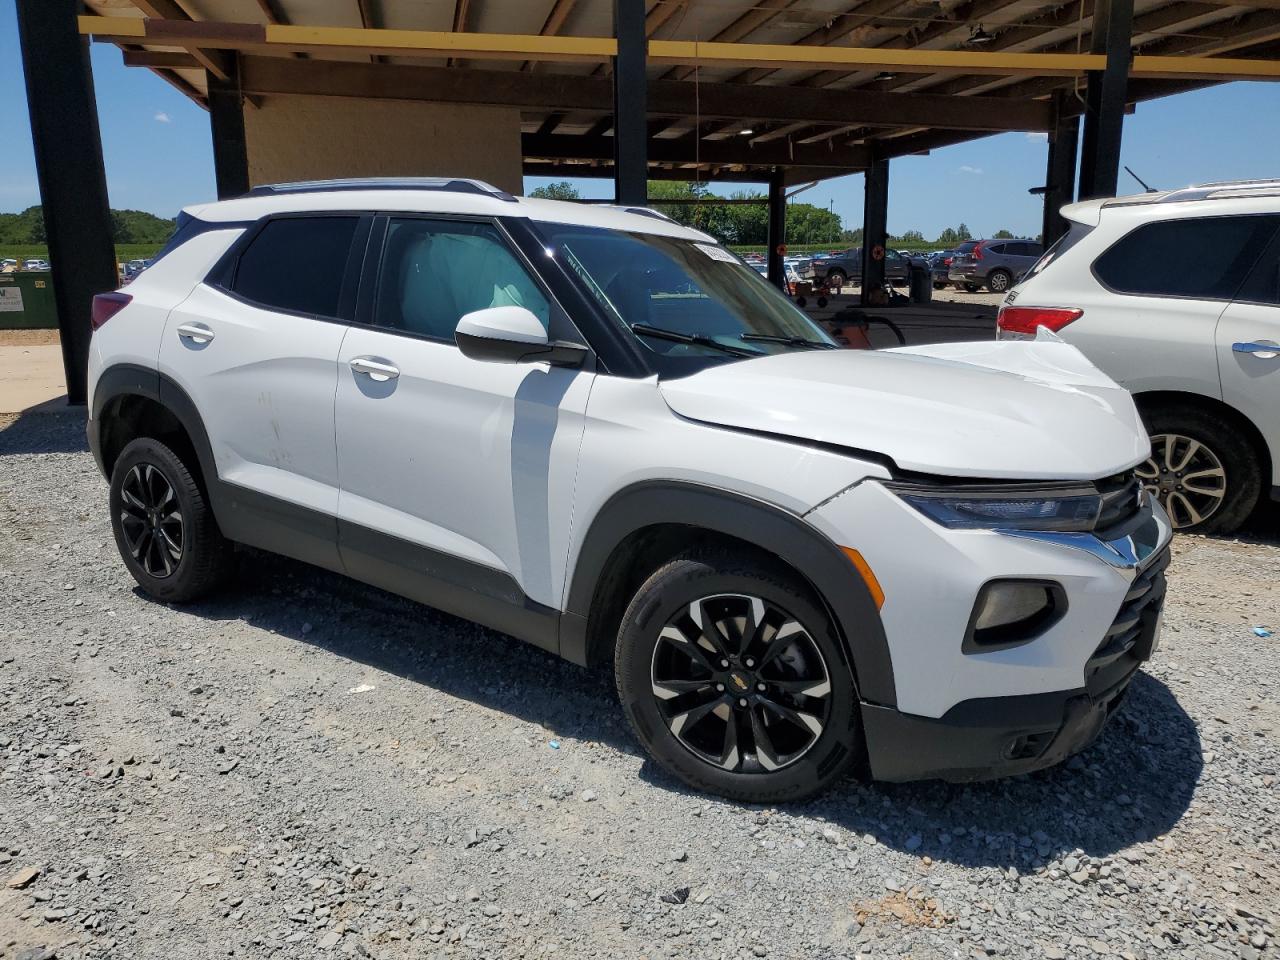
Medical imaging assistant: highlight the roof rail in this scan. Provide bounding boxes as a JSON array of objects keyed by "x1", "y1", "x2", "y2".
[
  {"x1": 245, "y1": 177, "x2": 518, "y2": 202},
  {"x1": 615, "y1": 205, "x2": 678, "y2": 224},
  {"x1": 1158, "y1": 178, "x2": 1280, "y2": 204}
]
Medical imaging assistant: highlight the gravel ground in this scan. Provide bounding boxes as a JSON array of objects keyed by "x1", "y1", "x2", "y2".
[{"x1": 1, "y1": 410, "x2": 1278, "y2": 960}]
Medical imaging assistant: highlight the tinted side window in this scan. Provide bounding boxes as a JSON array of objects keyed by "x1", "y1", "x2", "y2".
[
  {"x1": 232, "y1": 216, "x2": 358, "y2": 318},
  {"x1": 986, "y1": 243, "x2": 1006, "y2": 255},
  {"x1": 375, "y1": 218, "x2": 550, "y2": 341},
  {"x1": 1234, "y1": 230, "x2": 1280, "y2": 305},
  {"x1": 1093, "y1": 215, "x2": 1280, "y2": 301}
]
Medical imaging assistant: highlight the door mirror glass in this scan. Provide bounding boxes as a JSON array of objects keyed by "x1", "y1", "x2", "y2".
[{"x1": 455, "y1": 306, "x2": 588, "y2": 367}]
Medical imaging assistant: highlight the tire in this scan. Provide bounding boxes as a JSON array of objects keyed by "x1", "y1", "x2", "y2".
[
  {"x1": 614, "y1": 550, "x2": 862, "y2": 802},
  {"x1": 932, "y1": 281, "x2": 946, "y2": 290},
  {"x1": 826, "y1": 269, "x2": 848, "y2": 291},
  {"x1": 963, "y1": 283, "x2": 980, "y2": 293},
  {"x1": 987, "y1": 269, "x2": 1013, "y2": 293},
  {"x1": 108, "y1": 436, "x2": 234, "y2": 603},
  {"x1": 1136, "y1": 402, "x2": 1262, "y2": 534}
]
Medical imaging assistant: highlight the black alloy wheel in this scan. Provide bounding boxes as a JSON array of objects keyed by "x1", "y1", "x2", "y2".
[
  {"x1": 615, "y1": 551, "x2": 863, "y2": 802},
  {"x1": 108, "y1": 436, "x2": 234, "y2": 602},
  {"x1": 117, "y1": 462, "x2": 184, "y2": 578},
  {"x1": 650, "y1": 594, "x2": 833, "y2": 774}
]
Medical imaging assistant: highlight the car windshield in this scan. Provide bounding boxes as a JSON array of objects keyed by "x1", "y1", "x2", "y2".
[{"x1": 531, "y1": 222, "x2": 836, "y2": 374}]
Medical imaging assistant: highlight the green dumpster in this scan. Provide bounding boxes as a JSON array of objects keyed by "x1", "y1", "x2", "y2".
[{"x1": 0, "y1": 271, "x2": 58, "y2": 329}]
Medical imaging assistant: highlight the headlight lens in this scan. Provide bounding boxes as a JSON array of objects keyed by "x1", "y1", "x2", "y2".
[{"x1": 884, "y1": 481, "x2": 1102, "y2": 532}]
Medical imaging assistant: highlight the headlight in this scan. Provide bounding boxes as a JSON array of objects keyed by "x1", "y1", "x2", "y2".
[{"x1": 884, "y1": 481, "x2": 1101, "y2": 532}]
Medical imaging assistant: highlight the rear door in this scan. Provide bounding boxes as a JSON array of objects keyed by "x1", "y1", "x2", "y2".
[
  {"x1": 1071, "y1": 214, "x2": 1280, "y2": 395},
  {"x1": 1216, "y1": 225, "x2": 1280, "y2": 491},
  {"x1": 333, "y1": 215, "x2": 595, "y2": 644},
  {"x1": 159, "y1": 213, "x2": 369, "y2": 567}
]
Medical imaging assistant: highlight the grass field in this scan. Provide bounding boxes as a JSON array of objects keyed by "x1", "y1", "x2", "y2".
[{"x1": 0, "y1": 244, "x2": 164, "y2": 264}]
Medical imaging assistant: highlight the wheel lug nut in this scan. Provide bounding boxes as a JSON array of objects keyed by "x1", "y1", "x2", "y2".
[
  {"x1": 738, "y1": 698, "x2": 748, "y2": 708},
  {"x1": 715, "y1": 683, "x2": 725, "y2": 692},
  {"x1": 744, "y1": 658, "x2": 755, "y2": 668},
  {"x1": 756, "y1": 682, "x2": 767, "y2": 692},
  {"x1": 719, "y1": 659, "x2": 730, "y2": 668}
]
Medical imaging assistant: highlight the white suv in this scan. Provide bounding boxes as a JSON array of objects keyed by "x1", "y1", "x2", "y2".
[
  {"x1": 999, "y1": 180, "x2": 1280, "y2": 533},
  {"x1": 88, "y1": 178, "x2": 1172, "y2": 801}
]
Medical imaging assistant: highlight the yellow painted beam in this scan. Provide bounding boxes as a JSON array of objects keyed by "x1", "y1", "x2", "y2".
[
  {"x1": 264, "y1": 23, "x2": 616, "y2": 60},
  {"x1": 79, "y1": 16, "x2": 145, "y2": 38},
  {"x1": 76, "y1": 16, "x2": 1280, "y2": 80},
  {"x1": 1132, "y1": 53, "x2": 1280, "y2": 79},
  {"x1": 649, "y1": 39, "x2": 1105, "y2": 77}
]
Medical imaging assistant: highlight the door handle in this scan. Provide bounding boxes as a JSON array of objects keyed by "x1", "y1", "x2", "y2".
[
  {"x1": 1232, "y1": 341, "x2": 1280, "y2": 360},
  {"x1": 349, "y1": 357, "x2": 400, "y2": 381},
  {"x1": 175, "y1": 322, "x2": 214, "y2": 344}
]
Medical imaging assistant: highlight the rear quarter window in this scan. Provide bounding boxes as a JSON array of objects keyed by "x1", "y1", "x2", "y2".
[{"x1": 1092, "y1": 214, "x2": 1280, "y2": 301}]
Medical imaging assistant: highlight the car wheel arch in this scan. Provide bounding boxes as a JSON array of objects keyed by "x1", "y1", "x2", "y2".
[
  {"x1": 1132, "y1": 390, "x2": 1272, "y2": 476},
  {"x1": 560, "y1": 480, "x2": 896, "y2": 708},
  {"x1": 93, "y1": 364, "x2": 221, "y2": 509}
]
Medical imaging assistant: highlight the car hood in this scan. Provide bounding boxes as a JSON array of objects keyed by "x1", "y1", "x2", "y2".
[{"x1": 658, "y1": 340, "x2": 1150, "y2": 480}]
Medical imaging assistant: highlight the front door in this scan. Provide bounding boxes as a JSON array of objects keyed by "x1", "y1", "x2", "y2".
[{"x1": 333, "y1": 216, "x2": 594, "y2": 647}]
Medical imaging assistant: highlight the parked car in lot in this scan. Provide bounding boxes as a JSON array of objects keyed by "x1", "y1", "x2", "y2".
[
  {"x1": 797, "y1": 247, "x2": 913, "y2": 288},
  {"x1": 88, "y1": 177, "x2": 1171, "y2": 801},
  {"x1": 999, "y1": 179, "x2": 1280, "y2": 533},
  {"x1": 950, "y1": 239, "x2": 1043, "y2": 293},
  {"x1": 23, "y1": 258, "x2": 50, "y2": 272}
]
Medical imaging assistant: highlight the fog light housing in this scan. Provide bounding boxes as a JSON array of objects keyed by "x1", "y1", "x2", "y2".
[{"x1": 963, "y1": 580, "x2": 1066, "y2": 653}]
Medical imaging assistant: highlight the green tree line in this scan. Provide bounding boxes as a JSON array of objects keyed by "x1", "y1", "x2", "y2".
[
  {"x1": 527, "y1": 183, "x2": 1026, "y2": 247},
  {"x1": 0, "y1": 206, "x2": 176, "y2": 245}
]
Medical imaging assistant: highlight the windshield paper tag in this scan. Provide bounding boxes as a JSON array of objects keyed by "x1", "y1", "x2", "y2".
[{"x1": 695, "y1": 243, "x2": 739, "y2": 264}]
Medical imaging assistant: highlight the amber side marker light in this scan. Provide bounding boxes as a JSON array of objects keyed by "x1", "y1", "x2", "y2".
[{"x1": 840, "y1": 547, "x2": 885, "y2": 610}]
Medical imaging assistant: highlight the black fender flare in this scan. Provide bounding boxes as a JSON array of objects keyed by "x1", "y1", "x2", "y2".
[
  {"x1": 91, "y1": 363, "x2": 219, "y2": 497},
  {"x1": 561, "y1": 480, "x2": 897, "y2": 708}
]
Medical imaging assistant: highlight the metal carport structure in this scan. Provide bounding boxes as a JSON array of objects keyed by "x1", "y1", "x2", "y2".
[{"x1": 17, "y1": 0, "x2": 1280, "y2": 403}]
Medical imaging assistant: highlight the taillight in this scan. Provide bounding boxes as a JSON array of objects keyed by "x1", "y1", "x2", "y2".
[
  {"x1": 997, "y1": 306, "x2": 1083, "y2": 335},
  {"x1": 943, "y1": 257, "x2": 953, "y2": 266},
  {"x1": 972, "y1": 244, "x2": 985, "y2": 261},
  {"x1": 91, "y1": 292, "x2": 132, "y2": 330}
]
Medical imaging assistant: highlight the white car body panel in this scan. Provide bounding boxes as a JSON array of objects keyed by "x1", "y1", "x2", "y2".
[
  {"x1": 88, "y1": 230, "x2": 242, "y2": 409},
  {"x1": 1216, "y1": 299, "x2": 1280, "y2": 486},
  {"x1": 334, "y1": 327, "x2": 595, "y2": 609},
  {"x1": 659, "y1": 342, "x2": 1149, "y2": 480},
  {"x1": 158, "y1": 282, "x2": 346, "y2": 518}
]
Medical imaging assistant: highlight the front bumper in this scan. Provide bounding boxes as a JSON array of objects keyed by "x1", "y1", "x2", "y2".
[
  {"x1": 860, "y1": 546, "x2": 1167, "y2": 781},
  {"x1": 805, "y1": 478, "x2": 1173, "y2": 782}
]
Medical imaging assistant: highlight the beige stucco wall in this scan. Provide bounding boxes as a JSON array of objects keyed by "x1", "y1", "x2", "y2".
[{"x1": 242, "y1": 96, "x2": 523, "y2": 195}]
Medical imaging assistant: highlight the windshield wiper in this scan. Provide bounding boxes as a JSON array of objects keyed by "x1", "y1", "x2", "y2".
[
  {"x1": 739, "y1": 333, "x2": 838, "y2": 350},
  {"x1": 630, "y1": 323, "x2": 756, "y2": 358}
]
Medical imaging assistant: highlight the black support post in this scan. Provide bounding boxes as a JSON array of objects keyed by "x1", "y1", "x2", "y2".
[
  {"x1": 612, "y1": 0, "x2": 647, "y2": 206},
  {"x1": 208, "y1": 57, "x2": 250, "y2": 199},
  {"x1": 1078, "y1": 0, "x2": 1133, "y2": 199},
  {"x1": 766, "y1": 168, "x2": 786, "y2": 289},
  {"x1": 860, "y1": 157, "x2": 889, "y2": 306},
  {"x1": 15, "y1": 0, "x2": 118, "y2": 407},
  {"x1": 1042, "y1": 92, "x2": 1080, "y2": 246}
]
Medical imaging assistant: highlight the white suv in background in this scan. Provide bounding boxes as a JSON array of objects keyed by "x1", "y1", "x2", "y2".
[
  {"x1": 88, "y1": 178, "x2": 1172, "y2": 802},
  {"x1": 1000, "y1": 180, "x2": 1280, "y2": 533}
]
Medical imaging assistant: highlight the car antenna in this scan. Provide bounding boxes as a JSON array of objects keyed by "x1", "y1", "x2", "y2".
[{"x1": 1124, "y1": 166, "x2": 1158, "y2": 193}]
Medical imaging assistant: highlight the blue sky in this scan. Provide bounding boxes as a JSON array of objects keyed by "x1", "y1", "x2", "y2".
[{"x1": 3, "y1": 0, "x2": 1279, "y2": 239}]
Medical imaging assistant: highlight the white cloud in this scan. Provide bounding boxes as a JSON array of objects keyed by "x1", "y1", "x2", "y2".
[
  {"x1": 154, "y1": 112, "x2": 172, "y2": 124},
  {"x1": 958, "y1": 165, "x2": 984, "y2": 174},
  {"x1": 1025, "y1": 131, "x2": 1049, "y2": 142}
]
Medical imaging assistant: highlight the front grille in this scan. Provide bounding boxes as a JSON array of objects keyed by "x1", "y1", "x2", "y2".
[
  {"x1": 1086, "y1": 548, "x2": 1171, "y2": 691},
  {"x1": 1094, "y1": 469, "x2": 1144, "y2": 533}
]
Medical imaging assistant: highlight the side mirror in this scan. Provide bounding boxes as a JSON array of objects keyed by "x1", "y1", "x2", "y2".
[{"x1": 454, "y1": 306, "x2": 589, "y2": 367}]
